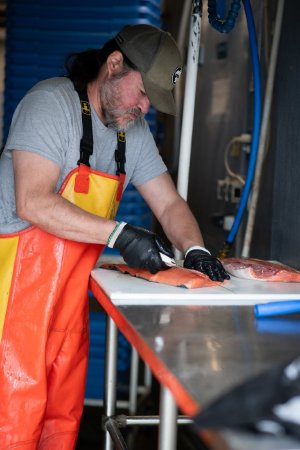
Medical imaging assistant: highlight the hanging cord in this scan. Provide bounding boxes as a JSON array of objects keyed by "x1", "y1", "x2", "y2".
[
  {"x1": 219, "y1": 0, "x2": 262, "y2": 257},
  {"x1": 223, "y1": 134, "x2": 252, "y2": 186},
  {"x1": 208, "y1": 0, "x2": 241, "y2": 33}
]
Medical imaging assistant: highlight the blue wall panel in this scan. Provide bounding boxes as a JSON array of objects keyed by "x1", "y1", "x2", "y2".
[{"x1": 4, "y1": 0, "x2": 161, "y2": 140}]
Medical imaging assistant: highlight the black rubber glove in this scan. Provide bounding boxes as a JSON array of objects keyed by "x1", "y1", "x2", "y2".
[
  {"x1": 113, "y1": 224, "x2": 174, "y2": 274},
  {"x1": 184, "y1": 249, "x2": 230, "y2": 282}
]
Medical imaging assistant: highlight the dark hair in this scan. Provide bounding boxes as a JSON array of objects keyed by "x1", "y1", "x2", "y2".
[{"x1": 65, "y1": 38, "x2": 137, "y2": 92}]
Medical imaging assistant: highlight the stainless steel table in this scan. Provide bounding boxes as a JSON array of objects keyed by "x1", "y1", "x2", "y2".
[{"x1": 90, "y1": 267, "x2": 300, "y2": 450}]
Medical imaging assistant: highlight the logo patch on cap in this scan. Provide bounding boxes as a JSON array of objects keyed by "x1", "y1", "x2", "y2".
[{"x1": 172, "y1": 67, "x2": 182, "y2": 85}]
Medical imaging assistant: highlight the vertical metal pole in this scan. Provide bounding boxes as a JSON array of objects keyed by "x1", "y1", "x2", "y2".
[
  {"x1": 129, "y1": 346, "x2": 139, "y2": 415},
  {"x1": 175, "y1": 0, "x2": 202, "y2": 260},
  {"x1": 144, "y1": 363, "x2": 152, "y2": 390},
  {"x1": 158, "y1": 386, "x2": 178, "y2": 450},
  {"x1": 104, "y1": 317, "x2": 118, "y2": 450},
  {"x1": 177, "y1": 0, "x2": 202, "y2": 201}
]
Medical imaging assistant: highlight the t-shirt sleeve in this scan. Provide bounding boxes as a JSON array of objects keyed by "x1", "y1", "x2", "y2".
[
  {"x1": 129, "y1": 119, "x2": 167, "y2": 186},
  {"x1": 5, "y1": 89, "x2": 69, "y2": 167}
]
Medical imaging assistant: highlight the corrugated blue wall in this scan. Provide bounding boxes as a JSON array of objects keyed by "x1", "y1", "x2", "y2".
[
  {"x1": 4, "y1": 0, "x2": 161, "y2": 138},
  {"x1": 4, "y1": 0, "x2": 161, "y2": 400}
]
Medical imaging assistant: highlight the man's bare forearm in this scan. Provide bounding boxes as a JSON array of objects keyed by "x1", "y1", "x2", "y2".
[
  {"x1": 17, "y1": 190, "x2": 117, "y2": 244},
  {"x1": 159, "y1": 196, "x2": 205, "y2": 253}
]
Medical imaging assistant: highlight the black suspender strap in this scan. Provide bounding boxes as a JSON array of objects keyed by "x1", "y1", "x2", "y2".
[
  {"x1": 75, "y1": 84, "x2": 126, "y2": 175},
  {"x1": 115, "y1": 131, "x2": 126, "y2": 176},
  {"x1": 76, "y1": 89, "x2": 93, "y2": 167}
]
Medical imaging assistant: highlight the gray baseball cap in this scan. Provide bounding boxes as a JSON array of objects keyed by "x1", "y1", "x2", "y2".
[{"x1": 115, "y1": 24, "x2": 182, "y2": 115}]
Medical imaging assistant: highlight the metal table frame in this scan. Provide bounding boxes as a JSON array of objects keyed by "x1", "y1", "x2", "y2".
[
  {"x1": 103, "y1": 316, "x2": 182, "y2": 450},
  {"x1": 90, "y1": 268, "x2": 300, "y2": 450}
]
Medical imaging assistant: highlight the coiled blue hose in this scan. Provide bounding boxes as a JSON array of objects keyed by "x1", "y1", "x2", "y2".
[
  {"x1": 208, "y1": 0, "x2": 241, "y2": 33},
  {"x1": 225, "y1": 0, "x2": 262, "y2": 246}
]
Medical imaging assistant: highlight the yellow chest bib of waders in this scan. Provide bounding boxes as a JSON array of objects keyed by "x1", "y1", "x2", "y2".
[{"x1": 0, "y1": 88, "x2": 126, "y2": 449}]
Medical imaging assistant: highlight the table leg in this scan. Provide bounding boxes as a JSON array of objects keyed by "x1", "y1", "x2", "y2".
[
  {"x1": 129, "y1": 347, "x2": 139, "y2": 414},
  {"x1": 104, "y1": 316, "x2": 118, "y2": 450},
  {"x1": 144, "y1": 363, "x2": 152, "y2": 390},
  {"x1": 158, "y1": 385, "x2": 178, "y2": 450}
]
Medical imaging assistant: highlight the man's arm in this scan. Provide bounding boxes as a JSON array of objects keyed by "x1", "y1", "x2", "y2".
[
  {"x1": 14, "y1": 151, "x2": 228, "y2": 279},
  {"x1": 137, "y1": 172, "x2": 230, "y2": 281},
  {"x1": 13, "y1": 150, "x2": 116, "y2": 243},
  {"x1": 136, "y1": 171, "x2": 205, "y2": 254}
]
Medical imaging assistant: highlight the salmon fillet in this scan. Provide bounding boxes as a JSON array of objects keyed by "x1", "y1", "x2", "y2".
[
  {"x1": 100, "y1": 264, "x2": 221, "y2": 289},
  {"x1": 221, "y1": 257, "x2": 300, "y2": 282}
]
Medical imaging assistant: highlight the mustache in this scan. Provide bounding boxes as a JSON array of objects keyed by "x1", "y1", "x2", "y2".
[
  {"x1": 126, "y1": 107, "x2": 144, "y2": 118},
  {"x1": 104, "y1": 107, "x2": 145, "y2": 130},
  {"x1": 110, "y1": 107, "x2": 144, "y2": 119}
]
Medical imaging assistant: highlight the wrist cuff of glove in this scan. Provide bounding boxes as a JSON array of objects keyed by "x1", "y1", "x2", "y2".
[
  {"x1": 185, "y1": 245, "x2": 211, "y2": 258},
  {"x1": 107, "y1": 221, "x2": 127, "y2": 248}
]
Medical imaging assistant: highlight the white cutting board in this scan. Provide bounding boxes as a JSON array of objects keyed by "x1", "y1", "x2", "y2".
[{"x1": 91, "y1": 267, "x2": 300, "y2": 306}]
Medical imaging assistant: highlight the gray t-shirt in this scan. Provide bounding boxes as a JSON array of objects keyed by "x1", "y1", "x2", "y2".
[{"x1": 0, "y1": 77, "x2": 167, "y2": 233}]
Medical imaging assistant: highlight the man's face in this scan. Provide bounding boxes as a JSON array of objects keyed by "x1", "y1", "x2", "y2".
[{"x1": 100, "y1": 70, "x2": 150, "y2": 130}]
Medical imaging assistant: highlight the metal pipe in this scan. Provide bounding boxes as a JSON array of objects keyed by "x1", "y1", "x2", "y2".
[
  {"x1": 170, "y1": 0, "x2": 192, "y2": 174},
  {"x1": 143, "y1": 363, "x2": 152, "y2": 390},
  {"x1": 158, "y1": 386, "x2": 178, "y2": 450},
  {"x1": 176, "y1": 0, "x2": 202, "y2": 201},
  {"x1": 116, "y1": 414, "x2": 193, "y2": 427},
  {"x1": 129, "y1": 347, "x2": 139, "y2": 415},
  {"x1": 104, "y1": 317, "x2": 118, "y2": 450},
  {"x1": 84, "y1": 398, "x2": 129, "y2": 409},
  {"x1": 175, "y1": 0, "x2": 202, "y2": 260},
  {"x1": 242, "y1": 0, "x2": 285, "y2": 257}
]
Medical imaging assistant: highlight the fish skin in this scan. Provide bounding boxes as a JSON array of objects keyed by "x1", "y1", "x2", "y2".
[
  {"x1": 221, "y1": 257, "x2": 300, "y2": 282},
  {"x1": 101, "y1": 264, "x2": 221, "y2": 289}
]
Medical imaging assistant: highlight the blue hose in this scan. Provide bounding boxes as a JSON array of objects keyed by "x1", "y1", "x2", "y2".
[
  {"x1": 226, "y1": 0, "x2": 262, "y2": 245},
  {"x1": 208, "y1": 0, "x2": 242, "y2": 33},
  {"x1": 254, "y1": 301, "x2": 300, "y2": 318}
]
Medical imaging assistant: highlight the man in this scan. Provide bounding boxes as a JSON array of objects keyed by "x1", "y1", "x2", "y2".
[{"x1": 0, "y1": 24, "x2": 229, "y2": 449}]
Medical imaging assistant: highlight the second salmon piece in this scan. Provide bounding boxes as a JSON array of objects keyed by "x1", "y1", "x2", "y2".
[{"x1": 221, "y1": 257, "x2": 300, "y2": 282}]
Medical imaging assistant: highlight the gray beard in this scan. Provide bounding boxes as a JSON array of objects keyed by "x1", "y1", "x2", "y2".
[{"x1": 100, "y1": 77, "x2": 144, "y2": 131}]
